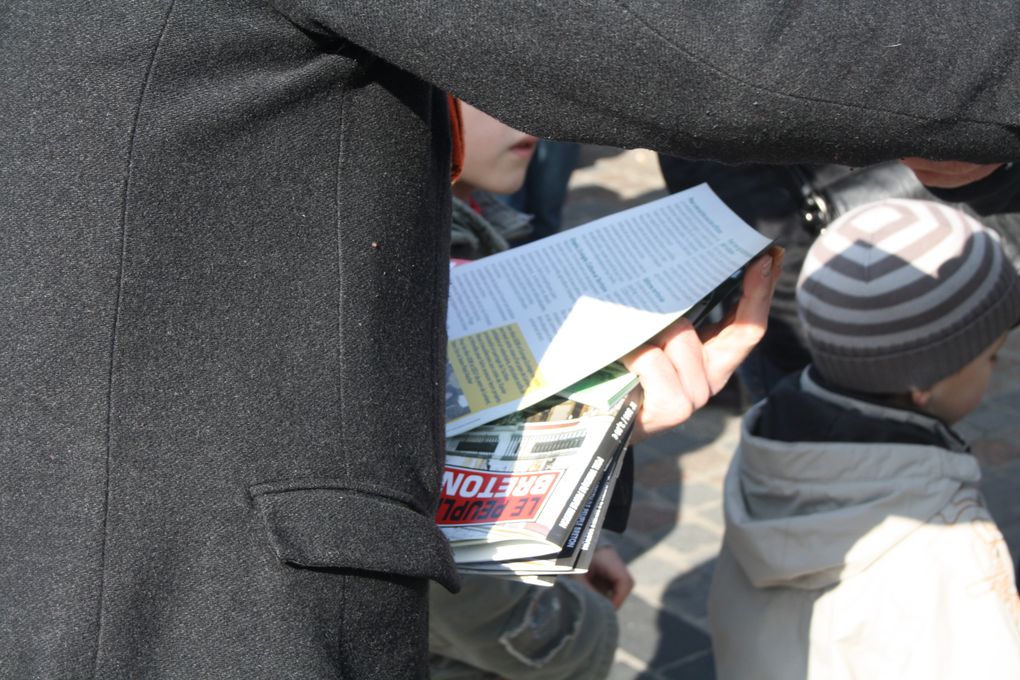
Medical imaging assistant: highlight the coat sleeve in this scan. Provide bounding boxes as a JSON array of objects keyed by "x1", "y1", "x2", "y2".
[{"x1": 270, "y1": 0, "x2": 1020, "y2": 166}]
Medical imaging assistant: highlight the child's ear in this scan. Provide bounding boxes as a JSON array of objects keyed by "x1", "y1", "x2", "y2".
[{"x1": 910, "y1": 387, "x2": 933, "y2": 408}]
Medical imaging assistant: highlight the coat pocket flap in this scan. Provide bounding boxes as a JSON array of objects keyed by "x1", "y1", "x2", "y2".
[{"x1": 251, "y1": 484, "x2": 460, "y2": 592}]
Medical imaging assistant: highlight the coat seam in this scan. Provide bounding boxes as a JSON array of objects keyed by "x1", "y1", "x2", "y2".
[
  {"x1": 334, "y1": 86, "x2": 350, "y2": 488},
  {"x1": 93, "y1": 2, "x2": 177, "y2": 676}
]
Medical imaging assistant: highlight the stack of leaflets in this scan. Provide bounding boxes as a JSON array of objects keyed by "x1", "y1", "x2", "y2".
[
  {"x1": 439, "y1": 184, "x2": 772, "y2": 582},
  {"x1": 439, "y1": 365, "x2": 640, "y2": 583}
]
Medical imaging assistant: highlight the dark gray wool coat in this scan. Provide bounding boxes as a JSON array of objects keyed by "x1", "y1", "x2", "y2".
[{"x1": 1, "y1": 1, "x2": 1018, "y2": 678}]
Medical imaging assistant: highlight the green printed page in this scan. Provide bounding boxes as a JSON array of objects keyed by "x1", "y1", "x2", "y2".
[{"x1": 556, "y1": 363, "x2": 638, "y2": 410}]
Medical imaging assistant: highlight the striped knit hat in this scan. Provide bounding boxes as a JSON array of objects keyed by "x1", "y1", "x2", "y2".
[{"x1": 797, "y1": 199, "x2": 1020, "y2": 393}]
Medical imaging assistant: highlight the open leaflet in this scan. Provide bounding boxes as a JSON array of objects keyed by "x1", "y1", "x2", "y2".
[{"x1": 444, "y1": 183, "x2": 773, "y2": 437}]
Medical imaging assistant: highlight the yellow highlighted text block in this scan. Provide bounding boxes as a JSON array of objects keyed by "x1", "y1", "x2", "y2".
[{"x1": 448, "y1": 324, "x2": 547, "y2": 412}]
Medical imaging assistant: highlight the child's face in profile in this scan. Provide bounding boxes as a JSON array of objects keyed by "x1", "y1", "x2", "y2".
[
  {"x1": 917, "y1": 332, "x2": 1008, "y2": 424},
  {"x1": 455, "y1": 102, "x2": 538, "y2": 197}
]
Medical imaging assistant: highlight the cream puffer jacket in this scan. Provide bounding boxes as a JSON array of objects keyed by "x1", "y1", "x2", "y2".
[{"x1": 709, "y1": 370, "x2": 1020, "y2": 680}]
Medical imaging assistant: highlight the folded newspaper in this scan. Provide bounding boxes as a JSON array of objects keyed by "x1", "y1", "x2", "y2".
[
  {"x1": 439, "y1": 184, "x2": 772, "y2": 580},
  {"x1": 438, "y1": 367, "x2": 641, "y2": 581}
]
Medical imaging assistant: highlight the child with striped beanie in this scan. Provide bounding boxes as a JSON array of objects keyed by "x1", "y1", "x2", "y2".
[{"x1": 709, "y1": 199, "x2": 1020, "y2": 679}]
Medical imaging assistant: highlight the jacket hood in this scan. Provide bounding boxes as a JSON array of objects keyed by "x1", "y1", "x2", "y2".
[{"x1": 723, "y1": 370, "x2": 981, "y2": 590}]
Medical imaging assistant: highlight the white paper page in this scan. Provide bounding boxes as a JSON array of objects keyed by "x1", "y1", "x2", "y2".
[{"x1": 445, "y1": 184, "x2": 771, "y2": 436}]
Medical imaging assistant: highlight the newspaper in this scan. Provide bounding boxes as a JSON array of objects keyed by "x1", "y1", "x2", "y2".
[
  {"x1": 458, "y1": 440, "x2": 629, "y2": 580},
  {"x1": 445, "y1": 183, "x2": 771, "y2": 437},
  {"x1": 438, "y1": 383, "x2": 640, "y2": 569}
]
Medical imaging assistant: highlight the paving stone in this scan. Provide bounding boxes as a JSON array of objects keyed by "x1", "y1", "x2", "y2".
[
  {"x1": 996, "y1": 520, "x2": 1020, "y2": 562},
  {"x1": 953, "y1": 421, "x2": 982, "y2": 442},
  {"x1": 608, "y1": 529, "x2": 654, "y2": 563},
  {"x1": 628, "y1": 499, "x2": 681, "y2": 536},
  {"x1": 963, "y1": 402, "x2": 1019, "y2": 435},
  {"x1": 983, "y1": 471, "x2": 1020, "y2": 526},
  {"x1": 566, "y1": 148, "x2": 668, "y2": 201},
  {"x1": 628, "y1": 551, "x2": 692, "y2": 597},
  {"x1": 617, "y1": 595, "x2": 712, "y2": 671},
  {"x1": 971, "y1": 434, "x2": 1020, "y2": 467},
  {"x1": 675, "y1": 446, "x2": 734, "y2": 482},
  {"x1": 988, "y1": 388, "x2": 1020, "y2": 414},
  {"x1": 633, "y1": 483, "x2": 676, "y2": 508},
  {"x1": 658, "y1": 559, "x2": 717, "y2": 628},
  {"x1": 608, "y1": 661, "x2": 644, "y2": 680},
  {"x1": 660, "y1": 521, "x2": 721, "y2": 556},
  {"x1": 670, "y1": 413, "x2": 732, "y2": 449},
  {"x1": 658, "y1": 480, "x2": 721, "y2": 509},
  {"x1": 603, "y1": 660, "x2": 644, "y2": 680},
  {"x1": 634, "y1": 456, "x2": 684, "y2": 491},
  {"x1": 637, "y1": 428, "x2": 713, "y2": 457},
  {"x1": 712, "y1": 430, "x2": 742, "y2": 458},
  {"x1": 689, "y1": 499, "x2": 724, "y2": 530},
  {"x1": 657, "y1": 649, "x2": 716, "y2": 680}
]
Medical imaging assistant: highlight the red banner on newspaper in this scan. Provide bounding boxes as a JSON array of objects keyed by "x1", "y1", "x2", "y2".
[{"x1": 435, "y1": 466, "x2": 560, "y2": 525}]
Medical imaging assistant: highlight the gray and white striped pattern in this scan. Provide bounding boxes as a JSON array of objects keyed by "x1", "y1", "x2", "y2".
[{"x1": 797, "y1": 199, "x2": 1020, "y2": 392}]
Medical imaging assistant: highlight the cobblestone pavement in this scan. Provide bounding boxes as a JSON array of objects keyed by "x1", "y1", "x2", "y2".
[{"x1": 562, "y1": 146, "x2": 1020, "y2": 680}]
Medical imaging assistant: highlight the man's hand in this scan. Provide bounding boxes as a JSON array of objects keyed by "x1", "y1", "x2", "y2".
[
  {"x1": 620, "y1": 246, "x2": 783, "y2": 442},
  {"x1": 574, "y1": 545, "x2": 633, "y2": 609},
  {"x1": 900, "y1": 157, "x2": 1003, "y2": 189}
]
